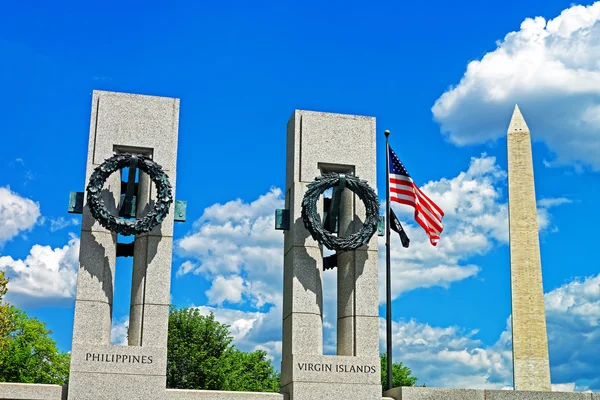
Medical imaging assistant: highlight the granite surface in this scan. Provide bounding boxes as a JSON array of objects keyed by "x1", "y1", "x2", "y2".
[
  {"x1": 70, "y1": 299, "x2": 113, "y2": 345},
  {"x1": 0, "y1": 383, "x2": 66, "y2": 400},
  {"x1": 383, "y1": 387, "x2": 594, "y2": 400},
  {"x1": 67, "y1": 372, "x2": 166, "y2": 400},
  {"x1": 90, "y1": 90, "x2": 179, "y2": 170},
  {"x1": 281, "y1": 354, "x2": 380, "y2": 386},
  {"x1": 281, "y1": 381, "x2": 381, "y2": 400},
  {"x1": 74, "y1": 230, "x2": 117, "y2": 304},
  {"x1": 129, "y1": 235, "x2": 172, "y2": 346},
  {"x1": 166, "y1": 389, "x2": 286, "y2": 400},
  {"x1": 352, "y1": 250, "x2": 380, "y2": 316},
  {"x1": 289, "y1": 110, "x2": 377, "y2": 186},
  {"x1": 282, "y1": 246, "x2": 323, "y2": 320},
  {"x1": 69, "y1": 343, "x2": 166, "y2": 375},
  {"x1": 281, "y1": 312, "x2": 324, "y2": 361},
  {"x1": 486, "y1": 390, "x2": 592, "y2": 400},
  {"x1": 283, "y1": 182, "x2": 323, "y2": 255},
  {"x1": 488, "y1": 390, "x2": 548, "y2": 400},
  {"x1": 384, "y1": 387, "x2": 484, "y2": 400}
]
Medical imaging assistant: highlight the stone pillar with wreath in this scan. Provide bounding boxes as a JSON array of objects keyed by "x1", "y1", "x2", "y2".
[
  {"x1": 278, "y1": 110, "x2": 382, "y2": 400},
  {"x1": 67, "y1": 91, "x2": 181, "y2": 400}
]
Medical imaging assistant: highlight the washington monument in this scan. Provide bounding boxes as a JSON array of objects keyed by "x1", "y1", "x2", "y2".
[{"x1": 507, "y1": 105, "x2": 551, "y2": 391}]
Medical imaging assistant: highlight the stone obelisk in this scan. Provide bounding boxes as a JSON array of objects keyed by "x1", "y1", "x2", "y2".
[{"x1": 507, "y1": 105, "x2": 551, "y2": 391}]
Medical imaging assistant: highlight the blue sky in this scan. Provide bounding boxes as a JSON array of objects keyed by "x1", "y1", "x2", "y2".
[{"x1": 1, "y1": 0, "x2": 600, "y2": 392}]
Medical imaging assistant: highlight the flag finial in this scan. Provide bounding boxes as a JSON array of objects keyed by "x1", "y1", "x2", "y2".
[{"x1": 384, "y1": 130, "x2": 390, "y2": 138}]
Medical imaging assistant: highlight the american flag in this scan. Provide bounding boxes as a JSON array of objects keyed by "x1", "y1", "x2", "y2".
[{"x1": 388, "y1": 146, "x2": 444, "y2": 246}]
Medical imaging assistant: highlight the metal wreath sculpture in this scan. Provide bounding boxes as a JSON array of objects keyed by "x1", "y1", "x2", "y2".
[
  {"x1": 301, "y1": 172, "x2": 379, "y2": 252},
  {"x1": 86, "y1": 153, "x2": 173, "y2": 236}
]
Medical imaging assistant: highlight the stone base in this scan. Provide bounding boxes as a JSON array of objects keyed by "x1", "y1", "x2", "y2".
[
  {"x1": 384, "y1": 387, "x2": 483, "y2": 399},
  {"x1": 281, "y1": 354, "x2": 380, "y2": 386},
  {"x1": 280, "y1": 354, "x2": 381, "y2": 399},
  {"x1": 0, "y1": 383, "x2": 66, "y2": 400},
  {"x1": 67, "y1": 372, "x2": 166, "y2": 400},
  {"x1": 166, "y1": 389, "x2": 287, "y2": 399},
  {"x1": 383, "y1": 387, "x2": 595, "y2": 400},
  {"x1": 486, "y1": 390, "x2": 592, "y2": 400},
  {"x1": 282, "y1": 382, "x2": 381, "y2": 400},
  {"x1": 67, "y1": 342, "x2": 167, "y2": 400},
  {"x1": 1, "y1": 382, "x2": 595, "y2": 400}
]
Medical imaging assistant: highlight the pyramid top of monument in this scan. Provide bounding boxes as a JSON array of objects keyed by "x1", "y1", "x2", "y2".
[{"x1": 508, "y1": 104, "x2": 530, "y2": 133}]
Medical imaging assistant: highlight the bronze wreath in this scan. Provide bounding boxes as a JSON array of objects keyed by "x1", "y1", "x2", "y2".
[
  {"x1": 86, "y1": 154, "x2": 173, "y2": 236},
  {"x1": 301, "y1": 173, "x2": 379, "y2": 251}
]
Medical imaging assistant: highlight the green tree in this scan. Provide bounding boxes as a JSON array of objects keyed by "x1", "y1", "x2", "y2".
[
  {"x1": 167, "y1": 307, "x2": 279, "y2": 392},
  {"x1": 0, "y1": 272, "x2": 18, "y2": 364},
  {"x1": 0, "y1": 308, "x2": 70, "y2": 384},
  {"x1": 0, "y1": 271, "x2": 13, "y2": 350},
  {"x1": 380, "y1": 354, "x2": 418, "y2": 388},
  {"x1": 0, "y1": 271, "x2": 7, "y2": 301},
  {"x1": 222, "y1": 349, "x2": 280, "y2": 392}
]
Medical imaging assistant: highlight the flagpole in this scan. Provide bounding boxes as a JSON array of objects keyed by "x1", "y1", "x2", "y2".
[{"x1": 384, "y1": 129, "x2": 393, "y2": 391}]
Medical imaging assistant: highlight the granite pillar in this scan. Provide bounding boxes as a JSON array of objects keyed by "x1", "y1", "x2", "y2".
[
  {"x1": 68, "y1": 90, "x2": 179, "y2": 400},
  {"x1": 281, "y1": 110, "x2": 381, "y2": 400}
]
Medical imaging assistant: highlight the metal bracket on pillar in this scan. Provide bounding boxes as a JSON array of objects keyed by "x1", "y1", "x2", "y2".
[
  {"x1": 68, "y1": 190, "x2": 187, "y2": 222},
  {"x1": 323, "y1": 254, "x2": 337, "y2": 271},
  {"x1": 68, "y1": 192, "x2": 84, "y2": 214},
  {"x1": 116, "y1": 242, "x2": 135, "y2": 257},
  {"x1": 378, "y1": 215, "x2": 385, "y2": 236},
  {"x1": 275, "y1": 209, "x2": 290, "y2": 230},
  {"x1": 174, "y1": 200, "x2": 187, "y2": 222}
]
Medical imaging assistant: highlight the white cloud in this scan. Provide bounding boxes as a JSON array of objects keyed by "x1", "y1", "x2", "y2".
[
  {"x1": 0, "y1": 186, "x2": 40, "y2": 246},
  {"x1": 176, "y1": 187, "x2": 284, "y2": 308},
  {"x1": 538, "y1": 197, "x2": 573, "y2": 208},
  {"x1": 551, "y1": 383, "x2": 575, "y2": 392},
  {"x1": 381, "y1": 154, "x2": 507, "y2": 301},
  {"x1": 47, "y1": 217, "x2": 80, "y2": 232},
  {"x1": 176, "y1": 260, "x2": 196, "y2": 277},
  {"x1": 544, "y1": 274, "x2": 600, "y2": 389},
  {"x1": 382, "y1": 317, "x2": 512, "y2": 389},
  {"x1": 111, "y1": 317, "x2": 129, "y2": 346},
  {"x1": 0, "y1": 235, "x2": 79, "y2": 306},
  {"x1": 432, "y1": 2, "x2": 600, "y2": 169},
  {"x1": 254, "y1": 341, "x2": 282, "y2": 363},
  {"x1": 195, "y1": 306, "x2": 265, "y2": 342},
  {"x1": 206, "y1": 275, "x2": 247, "y2": 305},
  {"x1": 537, "y1": 197, "x2": 572, "y2": 233},
  {"x1": 380, "y1": 274, "x2": 600, "y2": 390}
]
